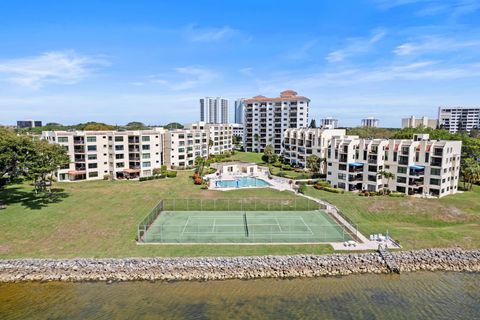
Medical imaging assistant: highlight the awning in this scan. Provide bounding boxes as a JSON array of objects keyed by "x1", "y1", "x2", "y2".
[
  {"x1": 348, "y1": 162, "x2": 364, "y2": 167},
  {"x1": 123, "y1": 168, "x2": 141, "y2": 173},
  {"x1": 68, "y1": 170, "x2": 86, "y2": 175},
  {"x1": 409, "y1": 165, "x2": 425, "y2": 170}
]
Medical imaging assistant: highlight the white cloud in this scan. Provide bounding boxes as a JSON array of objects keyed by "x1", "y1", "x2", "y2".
[
  {"x1": 239, "y1": 67, "x2": 253, "y2": 76},
  {"x1": 185, "y1": 25, "x2": 238, "y2": 42},
  {"x1": 285, "y1": 40, "x2": 318, "y2": 60},
  {"x1": 148, "y1": 66, "x2": 220, "y2": 91},
  {"x1": 326, "y1": 29, "x2": 386, "y2": 63},
  {"x1": 394, "y1": 36, "x2": 480, "y2": 56},
  {"x1": 0, "y1": 51, "x2": 108, "y2": 89},
  {"x1": 372, "y1": 0, "x2": 480, "y2": 17}
]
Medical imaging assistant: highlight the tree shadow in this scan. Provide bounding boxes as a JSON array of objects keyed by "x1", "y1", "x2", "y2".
[{"x1": 0, "y1": 187, "x2": 69, "y2": 210}]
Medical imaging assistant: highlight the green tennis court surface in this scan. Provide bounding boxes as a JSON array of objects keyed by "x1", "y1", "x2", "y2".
[{"x1": 142, "y1": 210, "x2": 352, "y2": 243}]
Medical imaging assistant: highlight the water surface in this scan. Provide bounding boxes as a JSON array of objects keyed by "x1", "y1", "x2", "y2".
[{"x1": 0, "y1": 272, "x2": 478, "y2": 319}]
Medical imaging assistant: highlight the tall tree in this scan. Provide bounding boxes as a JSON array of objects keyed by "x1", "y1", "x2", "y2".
[
  {"x1": 26, "y1": 140, "x2": 70, "y2": 193},
  {"x1": 0, "y1": 128, "x2": 36, "y2": 188},
  {"x1": 306, "y1": 155, "x2": 320, "y2": 172},
  {"x1": 377, "y1": 170, "x2": 395, "y2": 194},
  {"x1": 125, "y1": 122, "x2": 148, "y2": 130},
  {"x1": 164, "y1": 122, "x2": 184, "y2": 130},
  {"x1": 262, "y1": 144, "x2": 278, "y2": 164}
]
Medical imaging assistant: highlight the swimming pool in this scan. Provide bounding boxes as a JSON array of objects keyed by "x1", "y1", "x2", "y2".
[{"x1": 215, "y1": 177, "x2": 271, "y2": 188}]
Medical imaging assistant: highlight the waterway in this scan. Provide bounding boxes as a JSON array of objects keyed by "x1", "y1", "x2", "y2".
[{"x1": 0, "y1": 272, "x2": 478, "y2": 319}]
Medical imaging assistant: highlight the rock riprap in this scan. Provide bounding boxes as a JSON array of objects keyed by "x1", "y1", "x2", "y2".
[{"x1": 0, "y1": 248, "x2": 478, "y2": 282}]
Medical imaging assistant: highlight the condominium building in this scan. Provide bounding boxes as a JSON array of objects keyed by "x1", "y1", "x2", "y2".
[
  {"x1": 361, "y1": 117, "x2": 379, "y2": 128},
  {"x1": 243, "y1": 90, "x2": 310, "y2": 153},
  {"x1": 402, "y1": 116, "x2": 438, "y2": 129},
  {"x1": 283, "y1": 128, "x2": 346, "y2": 170},
  {"x1": 326, "y1": 134, "x2": 461, "y2": 198},
  {"x1": 17, "y1": 120, "x2": 42, "y2": 128},
  {"x1": 200, "y1": 97, "x2": 229, "y2": 124},
  {"x1": 231, "y1": 123, "x2": 244, "y2": 137},
  {"x1": 234, "y1": 98, "x2": 244, "y2": 124},
  {"x1": 319, "y1": 117, "x2": 339, "y2": 129},
  {"x1": 164, "y1": 122, "x2": 233, "y2": 168},
  {"x1": 438, "y1": 107, "x2": 480, "y2": 133},
  {"x1": 42, "y1": 129, "x2": 166, "y2": 181}
]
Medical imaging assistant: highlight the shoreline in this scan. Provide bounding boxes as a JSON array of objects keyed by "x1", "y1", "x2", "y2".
[{"x1": 0, "y1": 248, "x2": 479, "y2": 283}]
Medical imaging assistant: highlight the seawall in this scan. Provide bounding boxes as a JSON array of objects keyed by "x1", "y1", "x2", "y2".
[{"x1": 0, "y1": 248, "x2": 478, "y2": 282}]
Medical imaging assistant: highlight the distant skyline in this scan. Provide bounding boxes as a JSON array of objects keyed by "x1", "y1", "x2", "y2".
[{"x1": 1, "y1": 0, "x2": 480, "y2": 127}]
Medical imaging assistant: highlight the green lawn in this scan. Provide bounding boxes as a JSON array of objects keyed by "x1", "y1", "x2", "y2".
[
  {"x1": 227, "y1": 151, "x2": 265, "y2": 164},
  {"x1": 0, "y1": 170, "x2": 478, "y2": 259},
  {"x1": 304, "y1": 186, "x2": 480, "y2": 250},
  {"x1": 0, "y1": 171, "x2": 332, "y2": 258},
  {"x1": 268, "y1": 165, "x2": 313, "y2": 180}
]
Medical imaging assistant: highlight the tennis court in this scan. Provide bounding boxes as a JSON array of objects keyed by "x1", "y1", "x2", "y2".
[{"x1": 140, "y1": 210, "x2": 352, "y2": 244}]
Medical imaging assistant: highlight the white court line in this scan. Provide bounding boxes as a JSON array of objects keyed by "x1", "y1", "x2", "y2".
[
  {"x1": 299, "y1": 216, "x2": 315, "y2": 235},
  {"x1": 275, "y1": 217, "x2": 283, "y2": 232},
  {"x1": 212, "y1": 218, "x2": 216, "y2": 233},
  {"x1": 181, "y1": 216, "x2": 191, "y2": 235}
]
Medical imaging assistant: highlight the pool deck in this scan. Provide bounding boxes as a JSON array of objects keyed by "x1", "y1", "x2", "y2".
[{"x1": 206, "y1": 171, "x2": 295, "y2": 192}]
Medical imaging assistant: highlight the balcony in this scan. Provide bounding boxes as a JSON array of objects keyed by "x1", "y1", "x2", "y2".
[
  {"x1": 408, "y1": 179, "x2": 424, "y2": 187},
  {"x1": 74, "y1": 156, "x2": 85, "y2": 162},
  {"x1": 74, "y1": 147, "x2": 85, "y2": 154},
  {"x1": 339, "y1": 155, "x2": 348, "y2": 163},
  {"x1": 128, "y1": 138, "x2": 140, "y2": 144},
  {"x1": 368, "y1": 158, "x2": 377, "y2": 164},
  {"x1": 430, "y1": 160, "x2": 442, "y2": 167},
  {"x1": 348, "y1": 174, "x2": 363, "y2": 182},
  {"x1": 73, "y1": 139, "x2": 85, "y2": 145}
]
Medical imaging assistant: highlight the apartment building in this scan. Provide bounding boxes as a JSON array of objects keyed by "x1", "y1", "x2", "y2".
[
  {"x1": 326, "y1": 134, "x2": 461, "y2": 198},
  {"x1": 234, "y1": 98, "x2": 244, "y2": 124},
  {"x1": 231, "y1": 123, "x2": 244, "y2": 137},
  {"x1": 164, "y1": 122, "x2": 233, "y2": 168},
  {"x1": 17, "y1": 120, "x2": 42, "y2": 128},
  {"x1": 438, "y1": 107, "x2": 480, "y2": 133},
  {"x1": 319, "y1": 117, "x2": 339, "y2": 129},
  {"x1": 200, "y1": 97, "x2": 229, "y2": 124},
  {"x1": 243, "y1": 90, "x2": 309, "y2": 153},
  {"x1": 401, "y1": 116, "x2": 438, "y2": 129},
  {"x1": 283, "y1": 128, "x2": 346, "y2": 170},
  {"x1": 42, "y1": 128, "x2": 166, "y2": 181},
  {"x1": 361, "y1": 117, "x2": 379, "y2": 128}
]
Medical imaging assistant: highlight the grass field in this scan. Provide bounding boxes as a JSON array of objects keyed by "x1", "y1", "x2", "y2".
[
  {"x1": 227, "y1": 151, "x2": 264, "y2": 164},
  {"x1": 143, "y1": 210, "x2": 350, "y2": 243},
  {"x1": 304, "y1": 186, "x2": 480, "y2": 250},
  {"x1": 0, "y1": 169, "x2": 478, "y2": 258},
  {"x1": 0, "y1": 171, "x2": 333, "y2": 258}
]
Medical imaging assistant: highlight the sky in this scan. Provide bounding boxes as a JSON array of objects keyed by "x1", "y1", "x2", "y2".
[{"x1": 0, "y1": 0, "x2": 480, "y2": 127}]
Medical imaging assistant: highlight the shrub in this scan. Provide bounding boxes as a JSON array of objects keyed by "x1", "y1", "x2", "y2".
[
  {"x1": 165, "y1": 171, "x2": 177, "y2": 178},
  {"x1": 276, "y1": 171, "x2": 286, "y2": 177},
  {"x1": 160, "y1": 165, "x2": 167, "y2": 172},
  {"x1": 322, "y1": 186, "x2": 344, "y2": 194},
  {"x1": 281, "y1": 164, "x2": 293, "y2": 171},
  {"x1": 103, "y1": 174, "x2": 111, "y2": 180},
  {"x1": 298, "y1": 183, "x2": 307, "y2": 194},
  {"x1": 153, "y1": 168, "x2": 162, "y2": 176},
  {"x1": 194, "y1": 177, "x2": 203, "y2": 185},
  {"x1": 389, "y1": 192, "x2": 406, "y2": 197}
]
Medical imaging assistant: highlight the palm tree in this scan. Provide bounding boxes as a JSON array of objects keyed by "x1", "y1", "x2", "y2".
[
  {"x1": 378, "y1": 170, "x2": 395, "y2": 195},
  {"x1": 207, "y1": 139, "x2": 213, "y2": 160}
]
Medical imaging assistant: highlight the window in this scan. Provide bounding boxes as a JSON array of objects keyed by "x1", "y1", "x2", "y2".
[
  {"x1": 115, "y1": 154, "x2": 124, "y2": 160},
  {"x1": 396, "y1": 176, "x2": 407, "y2": 184},
  {"x1": 115, "y1": 145, "x2": 124, "y2": 151},
  {"x1": 88, "y1": 154, "x2": 97, "y2": 160},
  {"x1": 88, "y1": 163, "x2": 98, "y2": 169},
  {"x1": 142, "y1": 161, "x2": 151, "y2": 167},
  {"x1": 86, "y1": 136, "x2": 97, "y2": 142},
  {"x1": 115, "y1": 136, "x2": 124, "y2": 142},
  {"x1": 88, "y1": 172, "x2": 98, "y2": 178},
  {"x1": 142, "y1": 145, "x2": 150, "y2": 150},
  {"x1": 58, "y1": 137, "x2": 68, "y2": 143},
  {"x1": 397, "y1": 166, "x2": 407, "y2": 174},
  {"x1": 142, "y1": 136, "x2": 150, "y2": 142},
  {"x1": 429, "y1": 178, "x2": 440, "y2": 186},
  {"x1": 142, "y1": 153, "x2": 151, "y2": 159},
  {"x1": 116, "y1": 162, "x2": 124, "y2": 168},
  {"x1": 87, "y1": 145, "x2": 97, "y2": 151},
  {"x1": 430, "y1": 168, "x2": 441, "y2": 176}
]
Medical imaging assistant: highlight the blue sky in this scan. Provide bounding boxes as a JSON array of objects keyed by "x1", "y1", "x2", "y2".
[{"x1": 0, "y1": 0, "x2": 479, "y2": 127}]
